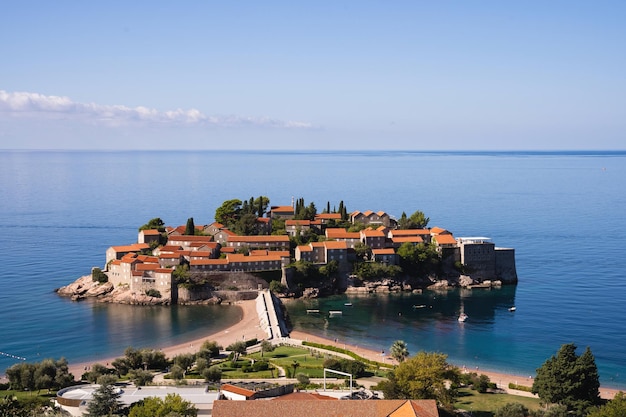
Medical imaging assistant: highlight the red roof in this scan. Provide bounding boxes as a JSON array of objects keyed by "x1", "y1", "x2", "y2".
[{"x1": 220, "y1": 384, "x2": 256, "y2": 398}]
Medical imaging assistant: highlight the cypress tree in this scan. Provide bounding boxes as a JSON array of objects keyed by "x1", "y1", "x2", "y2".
[{"x1": 184, "y1": 217, "x2": 195, "y2": 235}]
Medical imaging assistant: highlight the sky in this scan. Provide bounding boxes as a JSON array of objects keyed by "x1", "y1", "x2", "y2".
[{"x1": 1, "y1": 1, "x2": 625, "y2": 151}]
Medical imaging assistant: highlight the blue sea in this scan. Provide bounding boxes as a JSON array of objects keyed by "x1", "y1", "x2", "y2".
[{"x1": 1, "y1": 150, "x2": 625, "y2": 389}]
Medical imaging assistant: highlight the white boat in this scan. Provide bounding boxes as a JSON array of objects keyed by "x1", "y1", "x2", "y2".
[
  {"x1": 306, "y1": 309, "x2": 320, "y2": 314},
  {"x1": 508, "y1": 306, "x2": 516, "y2": 312},
  {"x1": 344, "y1": 302, "x2": 353, "y2": 306},
  {"x1": 329, "y1": 310, "x2": 343, "y2": 316},
  {"x1": 458, "y1": 313, "x2": 468, "y2": 322},
  {"x1": 412, "y1": 304, "x2": 426, "y2": 309}
]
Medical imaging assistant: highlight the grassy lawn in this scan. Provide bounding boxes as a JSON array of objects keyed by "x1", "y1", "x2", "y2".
[{"x1": 454, "y1": 388, "x2": 542, "y2": 416}]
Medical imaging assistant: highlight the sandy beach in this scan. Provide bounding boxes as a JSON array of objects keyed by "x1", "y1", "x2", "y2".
[
  {"x1": 67, "y1": 299, "x2": 261, "y2": 380},
  {"x1": 63, "y1": 298, "x2": 621, "y2": 400}
]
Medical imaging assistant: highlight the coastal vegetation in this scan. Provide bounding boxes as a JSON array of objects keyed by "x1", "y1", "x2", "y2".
[{"x1": 532, "y1": 343, "x2": 602, "y2": 416}]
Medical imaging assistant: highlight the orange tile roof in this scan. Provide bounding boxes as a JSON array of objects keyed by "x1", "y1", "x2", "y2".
[
  {"x1": 285, "y1": 219, "x2": 311, "y2": 226},
  {"x1": 136, "y1": 263, "x2": 159, "y2": 271},
  {"x1": 111, "y1": 243, "x2": 149, "y2": 252},
  {"x1": 363, "y1": 210, "x2": 374, "y2": 216},
  {"x1": 315, "y1": 213, "x2": 341, "y2": 220},
  {"x1": 141, "y1": 229, "x2": 161, "y2": 235},
  {"x1": 325, "y1": 228, "x2": 360, "y2": 239},
  {"x1": 429, "y1": 227, "x2": 449, "y2": 235},
  {"x1": 250, "y1": 250, "x2": 269, "y2": 256},
  {"x1": 373, "y1": 248, "x2": 396, "y2": 255},
  {"x1": 390, "y1": 229, "x2": 430, "y2": 236},
  {"x1": 391, "y1": 236, "x2": 424, "y2": 243},
  {"x1": 297, "y1": 245, "x2": 313, "y2": 252},
  {"x1": 361, "y1": 229, "x2": 385, "y2": 237},
  {"x1": 324, "y1": 241, "x2": 348, "y2": 250},
  {"x1": 433, "y1": 234, "x2": 456, "y2": 245},
  {"x1": 208, "y1": 221, "x2": 224, "y2": 228},
  {"x1": 167, "y1": 235, "x2": 213, "y2": 242},
  {"x1": 275, "y1": 392, "x2": 337, "y2": 400},
  {"x1": 158, "y1": 245, "x2": 182, "y2": 252},
  {"x1": 257, "y1": 217, "x2": 270, "y2": 223},
  {"x1": 212, "y1": 399, "x2": 439, "y2": 417},
  {"x1": 155, "y1": 268, "x2": 173, "y2": 274},
  {"x1": 188, "y1": 251, "x2": 212, "y2": 258},
  {"x1": 220, "y1": 384, "x2": 256, "y2": 398},
  {"x1": 271, "y1": 205, "x2": 295, "y2": 213}
]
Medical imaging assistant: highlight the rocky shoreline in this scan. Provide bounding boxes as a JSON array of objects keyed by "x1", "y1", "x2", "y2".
[{"x1": 57, "y1": 273, "x2": 505, "y2": 304}]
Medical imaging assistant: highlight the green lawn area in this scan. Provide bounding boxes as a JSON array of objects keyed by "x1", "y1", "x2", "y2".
[{"x1": 454, "y1": 388, "x2": 542, "y2": 416}]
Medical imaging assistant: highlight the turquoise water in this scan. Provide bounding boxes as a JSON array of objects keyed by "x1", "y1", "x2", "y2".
[{"x1": 1, "y1": 150, "x2": 625, "y2": 388}]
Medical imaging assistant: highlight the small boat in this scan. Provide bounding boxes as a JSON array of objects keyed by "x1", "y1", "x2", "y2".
[
  {"x1": 306, "y1": 309, "x2": 320, "y2": 314},
  {"x1": 508, "y1": 306, "x2": 516, "y2": 312},
  {"x1": 329, "y1": 310, "x2": 343, "y2": 316},
  {"x1": 458, "y1": 313, "x2": 468, "y2": 322},
  {"x1": 412, "y1": 304, "x2": 426, "y2": 309},
  {"x1": 344, "y1": 302, "x2": 353, "y2": 306}
]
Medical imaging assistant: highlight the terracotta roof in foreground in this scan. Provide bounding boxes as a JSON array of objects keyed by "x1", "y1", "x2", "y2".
[{"x1": 212, "y1": 399, "x2": 439, "y2": 417}]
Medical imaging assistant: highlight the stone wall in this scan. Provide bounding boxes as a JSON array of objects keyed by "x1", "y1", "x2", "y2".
[{"x1": 495, "y1": 248, "x2": 518, "y2": 284}]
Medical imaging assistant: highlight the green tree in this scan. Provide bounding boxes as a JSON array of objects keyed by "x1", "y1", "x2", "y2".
[
  {"x1": 353, "y1": 242, "x2": 371, "y2": 261},
  {"x1": 380, "y1": 351, "x2": 460, "y2": 409},
  {"x1": 290, "y1": 361, "x2": 300, "y2": 378},
  {"x1": 397, "y1": 242, "x2": 441, "y2": 277},
  {"x1": 139, "y1": 217, "x2": 165, "y2": 232},
  {"x1": 495, "y1": 402, "x2": 530, "y2": 417},
  {"x1": 173, "y1": 353, "x2": 195, "y2": 377},
  {"x1": 0, "y1": 396, "x2": 30, "y2": 417},
  {"x1": 197, "y1": 340, "x2": 222, "y2": 360},
  {"x1": 269, "y1": 280, "x2": 286, "y2": 293},
  {"x1": 319, "y1": 260, "x2": 339, "y2": 278},
  {"x1": 85, "y1": 383, "x2": 122, "y2": 417},
  {"x1": 169, "y1": 364, "x2": 184, "y2": 381},
  {"x1": 202, "y1": 365, "x2": 222, "y2": 383},
  {"x1": 409, "y1": 210, "x2": 430, "y2": 229},
  {"x1": 260, "y1": 340, "x2": 275, "y2": 357},
  {"x1": 184, "y1": 217, "x2": 195, "y2": 235},
  {"x1": 587, "y1": 392, "x2": 626, "y2": 417},
  {"x1": 390, "y1": 340, "x2": 409, "y2": 363},
  {"x1": 195, "y1": 357, "x2": 209, "y2": 374},
  {"x1": 128, "y1": 369, "x2": 154, "y2": 386},
  {"x1": 215, "y1": 199, "x2": 242, "y2": 226},
  {"x1": 129, "y1": 393, "x2": 198, "y2": 417},
  {"x1": 532, "y1": 343, "x2": 601, "y2": 415},
  {"x1": 92, "y1": 267, "x2": 108, "y2": 283},
  {"x1": 226, "y1": 341, "x2": 247, "y2": 362}
]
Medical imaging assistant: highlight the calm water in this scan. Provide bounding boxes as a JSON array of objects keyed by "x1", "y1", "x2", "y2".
[{"x1": 1, "y1": 150, "x2": 625, "y2": 388}]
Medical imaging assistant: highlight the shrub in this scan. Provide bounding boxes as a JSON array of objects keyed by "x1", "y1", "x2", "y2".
[
  {"x1": 92, "y1": 267, "x2": 108, "y2": 283},
  {"x1": 145, "y1": 288, "x2": 162, "y2": 298},
  {"x1": 252, "y1": 360, "x2": 269, "y2": 372}
]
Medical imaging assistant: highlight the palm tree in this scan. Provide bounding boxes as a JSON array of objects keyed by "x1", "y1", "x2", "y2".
[
  {"x1": 390, "y1": 340, "x2": 409, "y2": 363},
  {"x1": 291, "y1": 361, "x2": 300, "y2": 378}
]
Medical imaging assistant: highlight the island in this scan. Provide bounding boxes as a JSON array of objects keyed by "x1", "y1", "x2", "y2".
[{"x1": 57, "y1": 196, "x2": 517, "y2": 305}]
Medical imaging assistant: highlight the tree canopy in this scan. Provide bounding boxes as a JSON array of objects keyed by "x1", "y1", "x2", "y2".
[
  {"x1": 85, "y1": 383, "x2": 123, "y2": 417},
  {"x1": 129, "y1": 393, "x2": 198, "y2": 417},
  {"x1": 378, "y1": 351, "x2": 460, "y2": 409},
  {"x1": 587, "y1": 392, "x2": 626, "y2": 417},
  {"x1": 139, "y1": 217, "x2": 165, "y2": 232},
  {"x1": 532, "y1": 343, "x2": 601, "y2": 415},
  {"x1": 390, "y1": 340, "x2": 409, "y2": 363}
]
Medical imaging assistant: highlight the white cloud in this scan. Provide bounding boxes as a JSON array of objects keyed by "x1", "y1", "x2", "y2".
[{"x1": 0, "y1": 90, "x2": 313, "y2": 129}]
